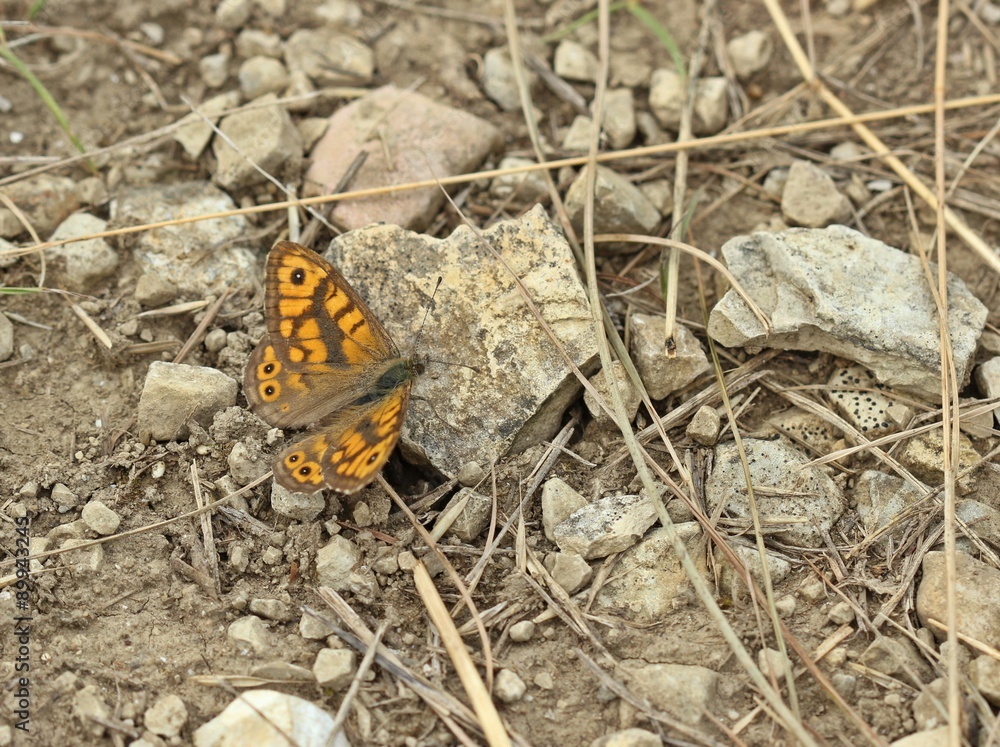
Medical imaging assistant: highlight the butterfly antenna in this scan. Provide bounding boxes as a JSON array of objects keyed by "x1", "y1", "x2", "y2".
[
  {"x1": 408, "y1": 278, "x2": 481, "y2": 374},
  {"x1": 410, "y1": 276, "x2": 442, "y2": 354}
]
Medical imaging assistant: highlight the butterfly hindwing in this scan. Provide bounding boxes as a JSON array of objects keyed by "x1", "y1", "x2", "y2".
[{"x1": 273, "y1": 383, "x2": 413, "y2": 494}]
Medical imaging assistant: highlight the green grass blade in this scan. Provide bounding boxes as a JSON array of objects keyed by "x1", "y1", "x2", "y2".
[
  {"x1": 0, "y1": 34, "x2": 91, "y2": 161},
  {"x1": 28, "y1": 1, "x2": 48, "y2": 20},
  {"x1": 541, "y1": 1, "x2": 629, "y2": 43},
  {"x1": 627, "y1": 3, "x2": 686, "y2": 77}
]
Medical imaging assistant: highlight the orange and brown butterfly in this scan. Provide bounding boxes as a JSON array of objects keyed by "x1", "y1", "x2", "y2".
[{"x1": 243, "y1": 240, "x2": 422, "y2": 494}]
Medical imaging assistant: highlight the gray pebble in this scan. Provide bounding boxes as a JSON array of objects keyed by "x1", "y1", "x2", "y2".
[
  {"x1": 134, "y1": 273, "x2": 178, "y2": 308},
  {"x1": 144, "y1": 694, "x2": 187, "y2": 738},
  {"x1": 200, "y1": 53, "x2": 230, "y2": 88},
  {"x1": 313, "y1": 648, "x2": 356, "y2": 689},
  {"x1": 81, "y1": 501, "x2": 121, "y2": 535},
  {"x1": 238, "y1": 56, "x2": 289, "y2": 99},
  {"x1": 215, "y1": 0, "x2": 251, "y2": 29},
  {"x1": 494, "y1": 669, "x2": 527, "y2": 703},
  {"x1": 227, "y1": 615, "x2": 272, "y2": 654},
  {"x1": 0, "y1": 313, "x2": 13, "y2": 362},
  {"x1": 204, "y1": 328, "x2": 228, "y2": 353},
  {"x1": 248, "y1": 598, "x2": 294, "y2": 622},
  {"x1": 456, "y1": 461, "x2": 486, "y2": 487},
  {"x1": 509, "y1": 620, "x2": 536, "y2": 642}
]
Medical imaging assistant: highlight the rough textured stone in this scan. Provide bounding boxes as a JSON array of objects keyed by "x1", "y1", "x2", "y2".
[
  {"x1": 708, "y1": 226, "x2": 987, "y2": 399},
  {"x1": 481, "y1": 47, "x2": 535, "y2": 112},
  {"x1": 543, "y1": 551, "x2": 593, "y2": 594},
  {"x1": 706, "y1": 438, "x2": 845, "y2": 548},
  {"x1": 171, "y1": 91, "x2": 240, "y2": 158},
  {"x1": 686, "y1": 405, "x2": 721, "y2": 446},
  {"x1": 494, "y1": 669, "x2": 527, "y2": 703},
  {"x1": 248, "y1": 598, "x2": 293, "y2": 622},
  {"x1": 727, "y1": 30, "x2": 773, "y2": 78},
  {"x1": 306, "y1": 85, "x2": 501, "y2": 231},
  {"x1": 270, "y1": 482, "x2": 326, "y2": 521},
  {"x1": 316, "y1": 535, "x2": 360, "y2": 591},
  {"x1": 47, "y1": 213, "x2": 118, "y2": 292},
  {"x1": 562, "y1": 115, "x2": 594, "y2": 151},
  {"x1": 214, "y1": 94, "x2": 303, "y2": 190},
  {"x1": 312, "y1": 647, "x2": 356, "y2": 689},
  {"x1": 859, "y1": 636, "x2": 934, "y2": 685},
  {"x1": 81, "y1": 501, "x2": 121, "y2": 536},
  {"x1": 110, "y1": 181, "x2": 253, "y2": 297},
  {"x1": 541, "y1": 477, "x2": 588, "y2": 542},
  {"x1": 896, "y1": 429, "x2": 981, "y2": 493},
  {"x1": 715, "y1": 543, "x2": 791, "y2": 597},
  {"x1": 625, "y1": 662, "x2": 718, "y2": 724},
  {"x1": 595, "y1": 523, "x2": 703, "y2": 623},
  {"x1": 192, "y1": 690, "x2": 342, "y2": 747},
  {"x1": 917, "y1": 550, "x2": 1000, "y2": 651},
  {"x1": 326, "y1": 206, "x2": 598, "y2": 477},
  {"x1": 629, "y1": 317, "x2": 709, "y2": 399},
  {"x1": 584, "y1": 360, "x2": 641, "y2": 424},
  {"x1": 590, "y1": 729, "x2": 661, "y2": 747},
  {"x1": 283, "y1": 28, "x2": 373, "y2": 85},
  {"x1": 490, "y1": 157, "x2": 549, "y2": 204},
  {"x1": 238, "y1": 56, "x2": 289, "y2": 99},
  {"x1": 968, "y1": 655, "x2": 1000, "y2": 706},
  {"x1": 781, "y1": 160, "x2": 852, "y2": 227},
  {"x1": 509, "y1": 620, "x2": 535, "y2": 642},
  {"x1": 227, "y1": 615, "x2": 273, "y2": 655},
  {"x1": 552, "y1": 493, "x2": 657, "y2": 560},
  {"x1": 439, "y1": 488, "x2": 492, "y2": 542},
  {"x1": 889, "y1": 727, "x2": 949, "y2": 747},
  {"x1": 649, "y1": 69, "x2": 728, "y2": 134},
  {"x1": 565, "y1": 165, "x2": 660, "y2": 238},
  {"x1": 227, "y1": 441, "x2": 270, "y2": 487},
  {"x1": 0, "y1": 174, "x2": 79, "y2": 239},
  {"x1": 137, "y1": 362, "x2": 238, "y2": 442},
  {"x1": 766, "y1": 407, "x2": 843, "y2": 454},
  {"x1": 601, "y1": 88, "x2": 636, "y2": 149},
  {"x1": 854, "y1": 471, "x2": 924, "y2": 546},
  {"x1": 0, "y1": 313, "x2": 12, "y2": 363},
  {"x1": 144, "y1": 695, "x2": 188, "y2": 738},
  {"x1": 553, "y1": 40, "x2": 599, "y2": 82},
  {"x1": 134, "y1": 272, "x2": 178, "y2": 308},
  {"x1": 828, "y1": 364, "x2": 899, "y2": 435}
]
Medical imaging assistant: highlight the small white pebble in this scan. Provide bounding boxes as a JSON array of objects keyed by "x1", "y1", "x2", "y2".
[
  {"x1": 494, "y1": 669, "x2": 527, "y2": 703},
  {"x1": 867, "y1": 179, "x2": 893, "y2": 192},
  {"x1": 827, "y1": 600, "x2": 854, "y2": 625},
  {"x1": 509, "y1": 621, "x2": 536, "y2": 643}
]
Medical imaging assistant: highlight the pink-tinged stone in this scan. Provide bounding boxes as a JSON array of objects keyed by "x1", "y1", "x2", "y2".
[{"x1": 305, "y1": 86, "x2": 501, "y2": 231}]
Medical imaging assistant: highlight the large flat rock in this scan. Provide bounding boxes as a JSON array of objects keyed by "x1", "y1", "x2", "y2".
[{"x1": 708, "y1": 226, "x2": 987, "y2": 399}]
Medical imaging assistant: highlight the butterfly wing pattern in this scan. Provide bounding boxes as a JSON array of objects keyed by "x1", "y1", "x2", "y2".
[{"x1": 244, "y1": 241, "x2": 419, "y2": 494}]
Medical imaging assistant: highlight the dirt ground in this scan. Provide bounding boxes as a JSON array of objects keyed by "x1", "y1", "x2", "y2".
[{"x1": 1, "y1": 1, "x2": 1000, "y2": 746}]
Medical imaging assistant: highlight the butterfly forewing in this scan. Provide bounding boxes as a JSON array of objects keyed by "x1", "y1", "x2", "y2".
[{"x1": 264, "y1": 241, "x2": 397, "y2": 370}]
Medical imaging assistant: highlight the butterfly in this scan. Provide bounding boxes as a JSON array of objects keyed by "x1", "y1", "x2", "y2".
[{"x1": 243, "y1": 240, "x2": 422, "y2": 494}]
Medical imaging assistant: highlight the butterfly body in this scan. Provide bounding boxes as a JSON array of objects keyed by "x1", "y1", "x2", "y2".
[{"x1": 244, "y1": 241, "x2": 419, "y2": 494}]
